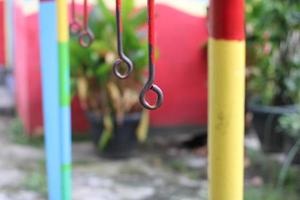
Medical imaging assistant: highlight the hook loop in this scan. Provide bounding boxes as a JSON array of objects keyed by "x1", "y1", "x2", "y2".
[
  {"x1": 113, "y1": 55, "x2": 133, "y2": 79},
  {"x1": 79, "y1": 30, "x2": 94, "y2": 48},
  {"x1": 69, "y1": 21, "x2": 82, "y2": 36},
  {"x1": 139, "y1": 84, "x2": 163, "y2": 110},
  {"x1": 113, "y1": 0, "x2": 134, "y2": 79},
  {"x1": 137, "y1": 0, "x2": 163, "y2": 110}
]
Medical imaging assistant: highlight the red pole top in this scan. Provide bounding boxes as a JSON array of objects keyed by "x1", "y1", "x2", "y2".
[{"x1": 209, "y1": 0, "x2": 245, "y2": 40}]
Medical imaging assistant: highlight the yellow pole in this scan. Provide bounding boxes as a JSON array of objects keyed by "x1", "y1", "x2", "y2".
[{"x1": 208, "y1": 1, "x2": 245, "y2": 200}]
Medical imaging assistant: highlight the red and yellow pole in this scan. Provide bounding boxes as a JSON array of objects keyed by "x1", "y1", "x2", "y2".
[{"x1": 208, "y1": 1, "x2": 245, "y2": 200}]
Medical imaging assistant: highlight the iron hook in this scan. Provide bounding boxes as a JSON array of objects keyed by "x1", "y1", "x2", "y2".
[
  {"x1": 69, "y1": 0, "x2": 82, "y2": 35},
  {"x1": 69, "y1": 21, "x2": 82, "y2": 36},
  {"x1": 113, "y1": 0, "x2": 134, "y2": 79},
  {"x1": 79, "y1": 29, "x2": 94, "y2": 48},
  {"x1": 139, "y1": 83, "x2": 164, "y2": 110},
  {"x1": 139, "y1": 0, "x2": 163, "y2": 110},
  {"x1": 79, "y1": 0, "x2": 94, "y2": 48}
]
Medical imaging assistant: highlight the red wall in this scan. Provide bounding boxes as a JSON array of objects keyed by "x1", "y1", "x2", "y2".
[
  {"x1": 13, "y1": 4, "x2": 43, "y2": 134},
  {"x1": 14, "y1": 3, "x2": 208, "y2": 134},
  {"x1": 0, "y1": 1, "x2": 5, "y2": 67},
  {"x1": 152, "y1": 5, "x2": 208, "y2": 126}
]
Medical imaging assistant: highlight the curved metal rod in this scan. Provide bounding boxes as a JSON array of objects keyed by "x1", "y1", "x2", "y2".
[
  {"x1": 113, "y1": 0, "x2": 133, "y2": 79},
  {"x1": 139, "y1": 83, "x2": 163, "y2": 110},
  {"x1": 69, "y1": 0, "x2": 82, "y2": 35},
  {"x1": 79, "y1": 0, "x2": 94, "y2": 48},
  {"x1": 79, "y1": 30, "x2": 94, "y2": 48},
  {"x1": 139, "y1": 0, "x2": 163, "y2": 110}
]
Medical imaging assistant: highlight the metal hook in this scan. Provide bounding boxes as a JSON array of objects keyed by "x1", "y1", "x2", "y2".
[
  {"x1": 79, "y1": 0, "x2": 94, "y2": 48},
  {"x1": 70, "y1": 22, "x2": 82, "y2": 36},
  {"x1": 69, "y1": 0, "x2": 82, "y2": 35},
  {"x1": 79, "y1": 30, "x2": 94, "y2": 48},
  {"x1": 139, "y1": 83, "x2": 164, "y2": 110},
  {"x1": 139, "y1": 0, "x2": 163, "y2": 110},
  {"x1": 113, "y1": 0, "x2": 134, "y2": 79}
]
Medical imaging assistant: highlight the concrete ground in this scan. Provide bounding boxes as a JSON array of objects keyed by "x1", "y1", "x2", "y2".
[
  {"x1": 0, "y1": 117, "x2": 207, "y2": 200},
  {"x1": 0, "y1": 81, "x2": 264, "y2": 200},
  {"x1": 0, "y1": 113, "x2": 208, "y2": 200},
  {"x1": 0, "y1": 74, "x2": 209, "y2": 200}
]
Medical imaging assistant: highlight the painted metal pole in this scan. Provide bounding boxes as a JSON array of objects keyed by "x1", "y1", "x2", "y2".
[
  {"x1": 4, "y1": 0, "x2": 14, "y2": 68},
  {"x1": 39, "y1": 0, "x2": 62, "y2": 199},
  {"x1": 56, "y1": 0, "x2": 72, "y2": 198},
  {"x1": 0, "y1": 0, "x2": 5, "y2": 68},
  {"x1": 208, "y1": 0, "x2": 245, "y2": 200}
]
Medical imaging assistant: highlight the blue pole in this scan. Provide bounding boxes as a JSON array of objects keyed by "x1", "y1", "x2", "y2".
[{"x1": 39, "y1": 1, "x2": 62, "y2": 200}]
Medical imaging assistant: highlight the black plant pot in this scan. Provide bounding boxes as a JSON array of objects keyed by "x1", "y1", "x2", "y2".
[
  {"x1": 248, "y1": 102, "x2": 298, "y2": 153},
  {"x1": 86, "y1": 112, "x2": 141, "y2": 159}
]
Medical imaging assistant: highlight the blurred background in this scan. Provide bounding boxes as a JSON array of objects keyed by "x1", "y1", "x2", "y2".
[{"x1": 0, "y1": 0, "x2": 300, "y2": 199}]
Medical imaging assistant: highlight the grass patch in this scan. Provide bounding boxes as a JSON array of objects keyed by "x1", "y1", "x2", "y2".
[
  {"x1": 9, "y1": 117, "x2": 91, "y2": 145},
  {"x1": 245, "y1": 185, "x2": 299, "y2": 200},
  {"x1": 166, "y1": 159, "x2": 201, "y2": 180},
  {"x1": 9, "y1": 118, "x2": 44, "y2": 147},
  {"x1": 23, "y1": 160, "x2": 47, "y2": 197},
  {"x1": 245, "y1": 147, "x2": 300, "y2": 199}
]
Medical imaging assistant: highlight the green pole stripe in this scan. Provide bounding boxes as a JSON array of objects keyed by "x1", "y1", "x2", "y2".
[
  {"x1": 58, "y1": 42, "x2": 71, "y2": 107},
  {"x1": 61, "y1": 164, "x2": 71, "y2": 171},
  {"x1": 61, "y1": 164, "x2": 71, "y2": 200}
]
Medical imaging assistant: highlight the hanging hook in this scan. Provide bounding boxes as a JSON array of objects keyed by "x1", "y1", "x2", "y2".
[
  {"x1": 79, "y1": 0, "x2": 94, "y2": 48},
  {"x1": 69, "y1": 0, "x2": 82, "y2": 35},
  {"x1": 113, "y1": 0, "x2": 134, "y2": 79},
  {"x1": 139, "y1": 0, "x2": 163, "y2": 110}
]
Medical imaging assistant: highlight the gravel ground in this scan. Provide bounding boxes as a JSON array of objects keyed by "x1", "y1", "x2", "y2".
[
  {"x1": 0, "y1": 114, "x2": 208, "y2": 200},
  {"x1": 0, "y1": 83, "x2": 266, "y2": 200},
  {"x1": 0, "y1": 80, "x2": 208, "y2": 200}
]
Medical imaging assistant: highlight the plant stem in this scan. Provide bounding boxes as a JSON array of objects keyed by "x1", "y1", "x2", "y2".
[{"x1": 277, "y1": 137, "x2": 300, "y2": 188}]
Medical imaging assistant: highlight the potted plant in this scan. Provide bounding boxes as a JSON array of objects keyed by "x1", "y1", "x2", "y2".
[
  {"x1": 279, "y1": 110, "x2": 300, "y2": 163},
  {"x1": 70, "y1": 0, "x2": 149, "y2": 158},
  {"x1": 246, "y1": 0, "x2": 300, "y2": 152},
  {"x1": 278, "y1": 110, "x2": 300, "y2": 187}
]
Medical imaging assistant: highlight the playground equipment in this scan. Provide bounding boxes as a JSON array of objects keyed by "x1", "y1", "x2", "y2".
[
  {"x1": 78, "y1": 0, "x2": 94, "y2": 47},
  {"x1": 138, "y1": 0, "x2": 164, "y2": 110},
  {"x1": 69, "y1": 0, "x2": 81, "y2": 35},
  {"x1": 69, "y1": 0, "x2": 94, "y2": 47},
  {"x1": 39, "y1": 0, "x2": 71, "y2": 199},
  {"x1": 113, "y1": 0, "x2": 134, "y2": 79},
  {"x1": 208, "y1": 0, "x2": 245, "y2": 200},
  {"x1": 114, "y1": 0, "x2": 164, "y2": 110},
  {"x1": 34, "y1": 0, "x2": 245, "y2": 199},
  {"x1": 39, "y1": 0, "x2": 62, "y2": 199}
]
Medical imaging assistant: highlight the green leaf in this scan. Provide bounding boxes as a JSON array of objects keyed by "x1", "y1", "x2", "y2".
[
  {"x1": 90, "y1": 41, "x2": 110, "y2": 53},
  {"x1": 98, "y1": 129, "x2": 112, "y2": 150},
  {"x1": 123, "y1": 0, "x2": 135, "y2": 17},
  {"x1": 96, "y1": 63, "x2": 111, "y2": 78},
  {"x1": 97, "y1": 0, "x2": 115, "y2": 25},
  {"x1": 129, "y1": 9, "x2": 147, "y2": 29}
]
